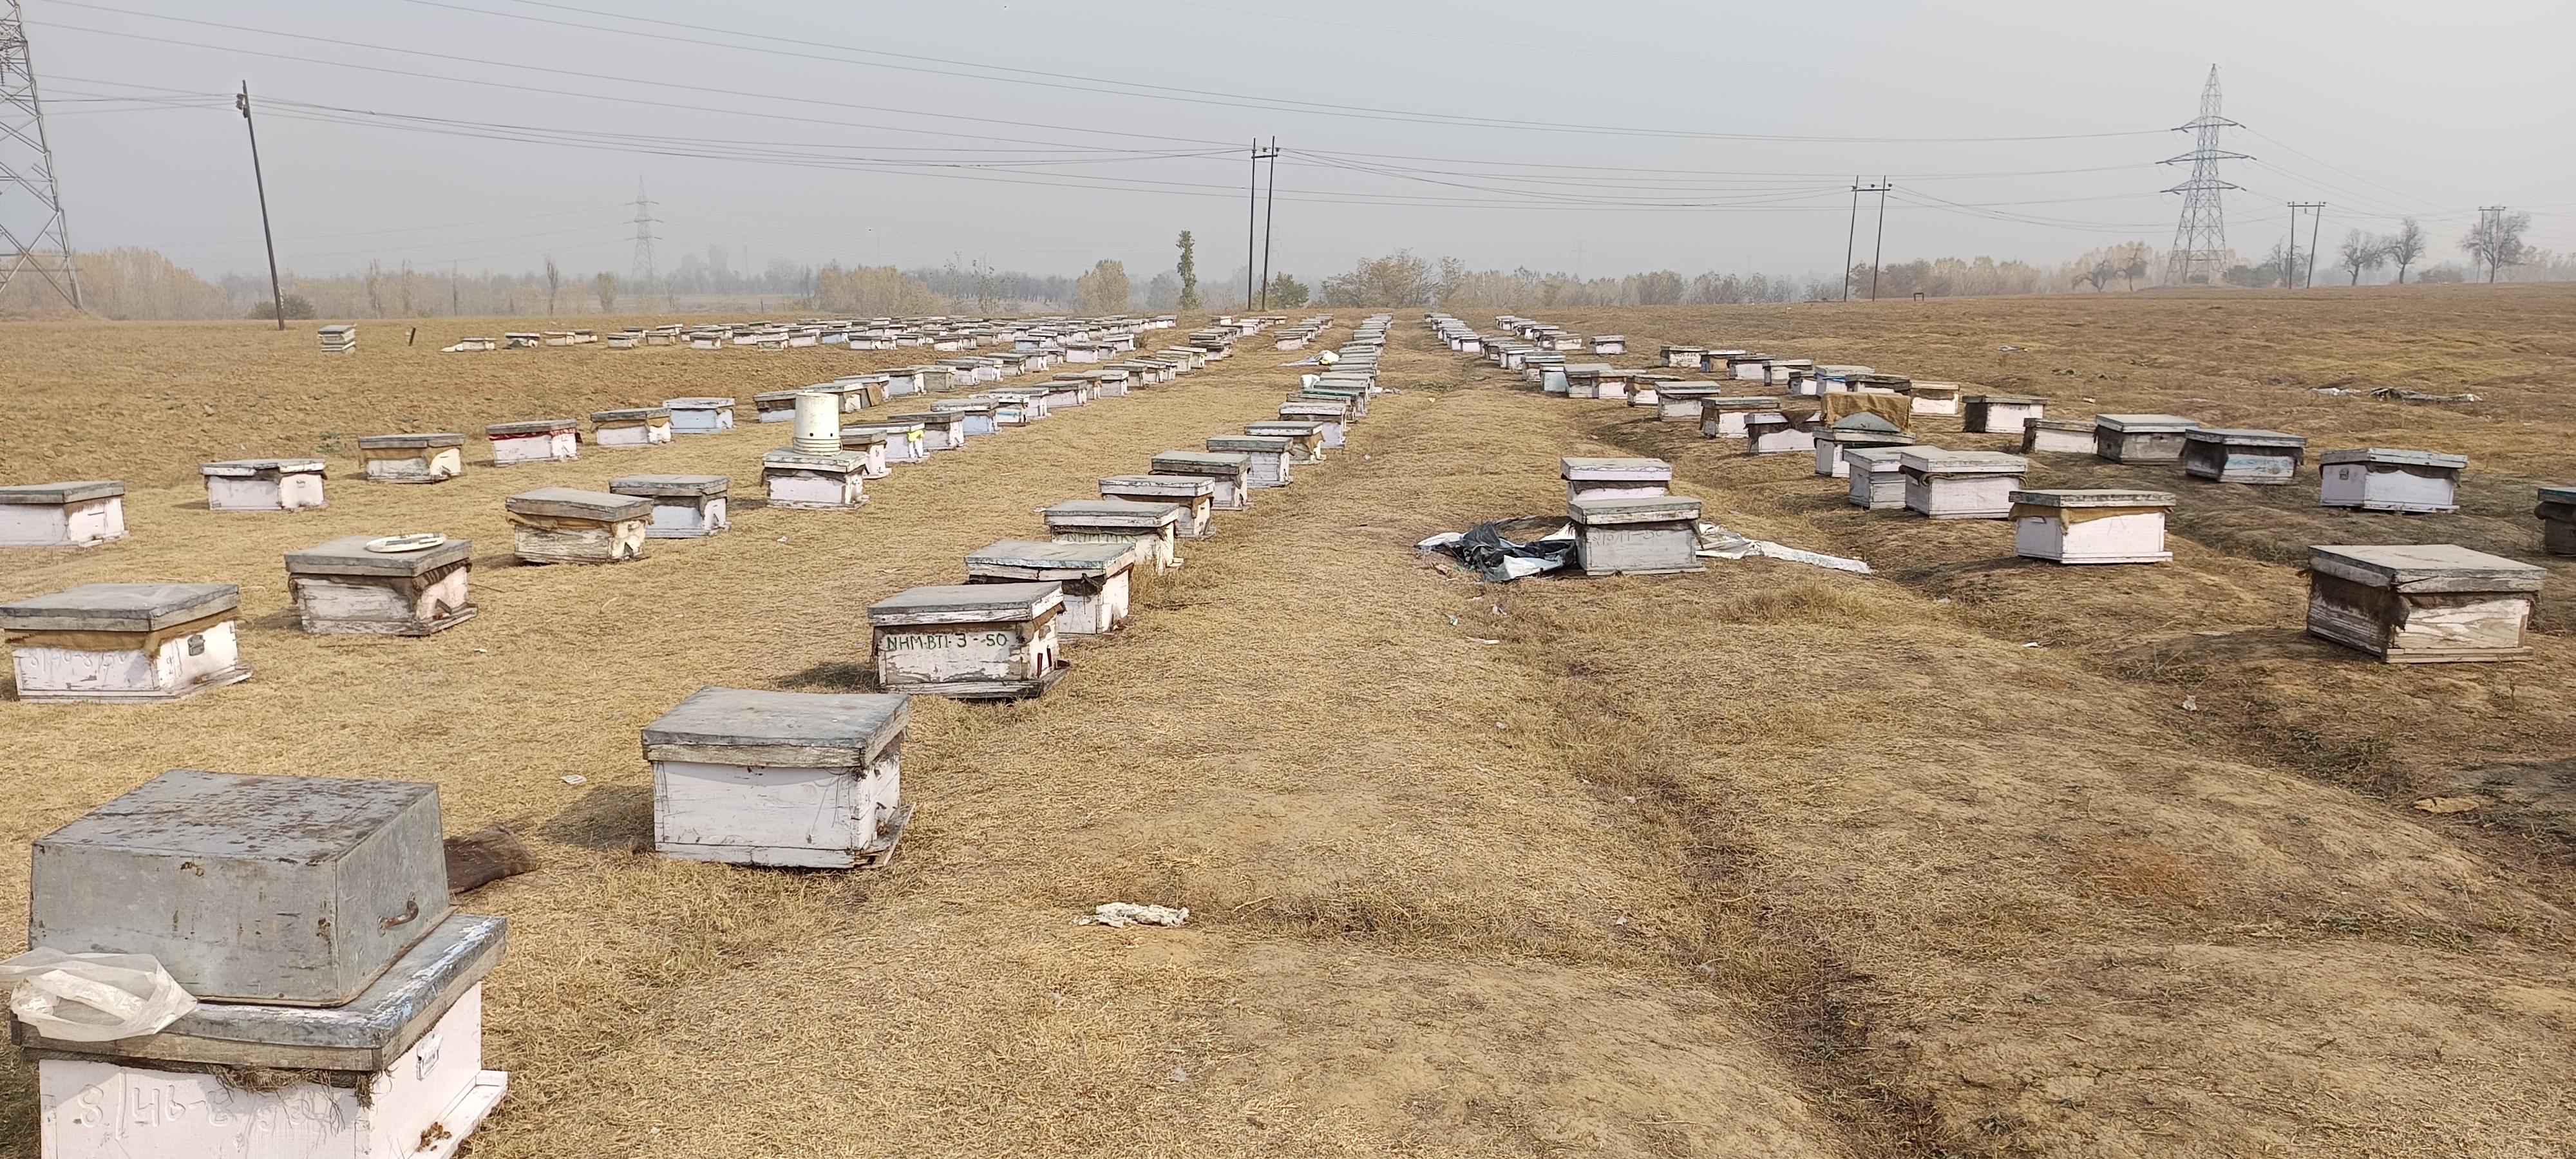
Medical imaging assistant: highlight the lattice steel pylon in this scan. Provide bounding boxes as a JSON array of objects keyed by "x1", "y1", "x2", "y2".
[
  {"x1": 0, "y1": 0, "x2": 80, "y2": 310},
  {"x1": 629, "y1": 178, "x2": 656, "y2": 285},
  {"x1": 2160, "y1": 65, "x2": 2247, "y2": 287}
]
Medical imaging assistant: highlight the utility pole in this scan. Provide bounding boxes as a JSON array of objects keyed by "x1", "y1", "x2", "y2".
[
  {"x1": 236, "y1": 82, "x2": 287, "y2": 330},
  {"x1": 2306, "y1": 202, "x2": 2323, "y2": 290},
  {"x1": 2161, "y1": 66, "x2": 2248, "y2": 287},
  {"x1": 0, "y1": 0, "x2": 83, "y2": 310},
  {"x1": 1243, "y1": 138, "x2": 1260, "y2": 311},
  {"x1": 1868, "y1": 176, "x2": 1892, "y2": 300},
  {"x1": 1258, "y1": 137, "x2": 1278, "y2": 311},
  {"x1": 1842, "y1": 178, "x2": 1861, "y2": 301},
  {"x1": 630, "y1": 179, "x2": 657, "y2": 286},
  {"x1": 2286, "y1": 202, "x2": 2324, "y2": 288}
]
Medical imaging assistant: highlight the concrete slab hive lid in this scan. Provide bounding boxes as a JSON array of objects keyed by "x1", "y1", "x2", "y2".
[
  {"x1": 0, "y1": 480, "x2": 125, "y2": 504},
  {"x1": 2307, "y1": 544, "x2": 2546, "y2": 592},
  {"x1": 965, "y1": 538, "x2": 1138, "y2": 575},
  {"x1": 2009, "y1": 489, "x2": 2176, "y2": 509},
  {"x1": 762, "y1": 448, "x2": 868, "y2": 470},
  {"x1": 1045, "y1": 498, "x2": 1182, "y2": 529},
  {"x1": 836, "y1": 426, "x2": 896, "y2": 444},
  {"x1": 663, "y1": 396, "x2": 736, "y2": 408},
  {"x1": 1900, "y1": 449, "x2": 2030, "y2": 474},
  {"x1": 867, "y1": 582, "x2": 1065, "y2": 626},
  {"x1": 200, "y1": 459, "x2": 325, "y2": 476},
  {"x1": 357, "y1": 433, "x2": 465, "y2": 449},
  {"x1": 504, "y1": 486, "x2": 652, "y2": 521},
  {"x1": 1208, "y1": 435, "x2": 1293, "y2": 453},
  {"x1": 642, "y1": 686, "x2": 909, "y2": 766},
  {"x1": 1568, "y1": 493, "x2": 1703, "y2": 525},
  {"x1": 1844, "y1": 444, "x2": 1940, "y2": 468},
  {"x1": 753, "y1": 390, "x2": 808, "y2": 404},
  {"x1": 15, "y1": 912, "x2": 504, "y2": 1073},
  {"x1": 2094, "y1": 414, "x2": 2200, "y2": 433},
  {"x1": 2186, "y1": 427, "x2": 2306, "y2": 448},
  {"x1": 1704, "y1": 397, "x2": 1782, "y2": 411},
  {"x1": 1100, "y1": 473, "x2": 1215, "y2": 497},
  {"x1": 0, "y1": 583, "x2": 241, "y2": 632},
  {"x1": 287, "y1": 534, "x2": 473, "y2": 577},
  {"x1": 2028, "y1": 418, "x2": 2094, "y2": 433},
  {"x1": 609, "y1": 474, "x2": 730, "y2": 497},
  {"x1": 29, "y1": 769, "x2": 450, "y2": 1005},
  {"x1": 884, "y1": 411, "x2": 959, "y2": 426},
  {"x1": 1278, "y1": 402, "x2": 1349, "y2": 418},
  {"x1": 1245, "y1": 421, "x2": 1323, "y2": 436},
  {"x1": 1151, "y1": 450, "x2": 1251, "y2": 474},
  {"x1": 2318, "y1": 448, "x2": 2468, "y2": 469},
  {"x1": 1965, "y1": 393, "x2": 2049, "y2": 405},
  {"x1": 2541, "y1": 484, "x2": 2576, "y2": 505},
  {"x1": 591, "y1": 407, "x2": 671, "y2": 421},
  {"x1": 483, "y1": 419, "x2": 574, "y2": 435},
  {"x1": 1560, "y1": 457, "x2": 1674, "y2": 482}
]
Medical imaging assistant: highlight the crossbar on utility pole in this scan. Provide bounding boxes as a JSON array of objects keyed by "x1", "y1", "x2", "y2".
[{"x1": 238, "y1": 82, "x2": 287, "y2": 330}]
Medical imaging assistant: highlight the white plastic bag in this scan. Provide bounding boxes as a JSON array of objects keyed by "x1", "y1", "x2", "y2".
[{"x1": 0, "y1": 948, "x2": 198, "y2": 1041}]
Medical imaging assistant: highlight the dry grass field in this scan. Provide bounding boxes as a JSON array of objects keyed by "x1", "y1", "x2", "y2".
[{"x1": 1, "y1": 285, "x2": 2572, "y2": 1157}]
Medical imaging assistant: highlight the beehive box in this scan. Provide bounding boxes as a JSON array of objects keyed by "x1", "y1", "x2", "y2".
[
  {"x1": 2022, "y1": 418, "x2": 2096, "y2": 455},
  {"x1": 591, "y1": 407, "x2": 674, "y2": 448},
  {"x1": 1662, "y1": 344, "x2": 1706, "y2": 369},
  {"x1": 30, "y1": 769, "x2": 450, "y2": 1003},
  {"x1": 1699, "y1": 396, "x2": 1779, "y2": 439},
  {"x1": 28, "y1": 913, "x2": 507, "y2": 1159},
  {"x1": 1745, "y1": 410, "x2": 1819, "y2": 456},
  {"x1": 0, "y1": 480, "x2": 128, "y2": 547},
  {"x1": 846, "y1": 420, "x2": 924, "y2": 466},
  {"x1": 1044, "y1": 498, "x2": 1183, "y2": 572},
  {"x1": 887, "y1": 410, "x2": 967, "y2": 452},
  {"x1": 1, "y1": 583, "x2": 251, "y2": 702},
  {"x1": 643, "y1": 687, "x2": 912, "y2": 868},
  {"x1": 2183, "y1": 428, "x2": 2307, "y2": 484},
  {"x1": 929, "y1": 397, "x2": 1001, "y2": 437},
  {"x1": 762, "y1": 449, "x2": 869, "y2": 510},
  {"x1": 1902, "y1": 381, "x2": 1963, "y2": 416},
  {"x1": 867, "y1": 583, "x2": 1066, "y2": 699},
  {"x1": 201, "y1": 459, "x2": 328, "y2": 512},
  {"x1": 357, "y1": 434, "x2": 465, "y2": 484},
  {"x1": 1900, "y1": 450, "x2": 2029, "y2": 519},
  {"x1": 1655, "y1": 383, "x2": 1725, "y2": 421},
  {"x1": 609, "y1": 474, "x2": 730, "y2": 538},
  {"x1": 967, "y1": 539, "x2": 1138, "y2": 635},
  {"x1": 1245, "y1": 420, "x2": 1327, "y2": 464},
  {"x1": 285, "y1": 534, "x2": 477, "y2": 635},
  {"x1": 2319, "y1": 448, "x2": 2466, "y2": 513},
  {"x1": 1208, "y1": 435, "x2": 1294, "y2": 488},
  {"x1": 2093, "y1": 414, "x2": 2201, "y2": 463},
  {"x1": 484, "y1": 419, "x2": 580, "y2": 466},
  {"x1": 663, "y1": 397, "x2": 736, "y2": 433},
  {"x1": 1844, "y1": 445, "x2": 1934, "y2": 509},
  {"x1": 1277, "y1": 400, "x2": 1349, "y2": 448},
  {"x1": 1564, "y1": 364, "x2": 1613, "y2": 399},
  {"x1": 1591, "y1": 335, "x2": 1627, "y2": 355},
  {"x1": 1561, "y1": 457, "x2": 1671, "y2": 502},
  {"x1": 504, "y1": 487, "x2": 649, "y2": 564},
  {"x1": 1150, "y1": 450, "x2": 1253, "y2": 511},
  {"x1": 1099, "y1": 474, "x2": 1216, "y2": 538},
  {"x1": 2306, "y1": 544, "x2": 2544, "y2": 663},
  {"x1": 1568, "y1": 495, "x2": 1705, "y2": 577},
  {"x1": 2540, "y1": 485, "x2": 2576, "y2": 556},
  {"x1": 2010, "y1": 489, "x2": 2175, "y2": 564},
  {"x1": 1962, "y1": 393, "x2": 2047, "y2": 435},
  {"x1": 753, "y1": 389, "x2": 808, "y2": 422},
  {"x1": 1814, "y1": 419, "x2": 1913, "y2": 478}
]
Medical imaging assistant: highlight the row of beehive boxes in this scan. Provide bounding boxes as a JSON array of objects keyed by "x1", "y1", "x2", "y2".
[{"x1": 419, "y1": 312, "x2": 1177, "y2": 354}]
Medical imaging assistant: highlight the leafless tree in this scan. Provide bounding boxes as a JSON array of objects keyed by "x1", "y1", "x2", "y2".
[
  {"x1": 543, "y1": 258, "x2": 562, "y2": 315},
  {"x1": 2078, "y1": 259, "x2": 2116, "y2": 292},
  {"x1": 2385, "y1": 219, "x2": 2426, "y2": 284},
  {"x1": 2461, "y1": 211, "x2": 2531, "y2": 283},
  {"x1": 2337, "y1": 231, "x2": 2389, "y2": 286}
]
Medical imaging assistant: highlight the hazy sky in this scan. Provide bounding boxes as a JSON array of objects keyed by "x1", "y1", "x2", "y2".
[{"x1": 17, "y1": 0, "x2": 2573, "y2": 283}]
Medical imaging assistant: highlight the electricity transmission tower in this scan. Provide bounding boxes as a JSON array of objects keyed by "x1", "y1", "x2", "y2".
[
  {"x1": 630, "y1": 180, "x2": 658, "y2": 285},
  {"x1": 2160, "y1": 65, "x2": 2246, "y2": 287},
  {"x1": 0, "y1": 0, "x2": 81, "y2": 310}
]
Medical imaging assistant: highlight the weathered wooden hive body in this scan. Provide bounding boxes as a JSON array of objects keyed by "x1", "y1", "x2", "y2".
[
  {"x1": 1044, "y1": 498, "x2": 1184, "y2": 572},
  {"x1": 1662, "y1": 344, "x2": 1706, "y2": 369},
  {"x1": 844, "y1": 420, "x2": 920, "y2": 467},
  {"x1": 929, "y1": 397, "x2": 1001, "y2": 437},
  {"x1": 1561, "y1": 457, "x2": 1672, "y2": 502},
  {"x1": 0, "y1": 481, "x2": 128, "y2": 547},
  {"x1": 643, "y1": 687, "x2": 912, "y2": 869},
  {"x1": 285, "y1": 534, "x2": 477, "y2": 634},
  {"x1": 1150, "y1": 451, "x2": 1253, "y2": 511},
  {"x1": 1814, "y1": 415, "x2": 1911, "y2": 477},
  {"x1": 2183, "y1": 428, "x2": 2307, "y2": 484},
  {"x1": 2093, "y1": 415, "x2": 2201, "y2": 464},
  {"x1": 1962, "y1": 393, "x2": 2047, "y2": 435},
  {"x1": 1745, "y1": 410, "x2": 1820, "y2": 456},
  {"x1": 1844, "y1": 445, "x2": 1935, "y2": 509},
  {"x1": 663, "y1": 397, "x2": 736, "y2": 434},
  {"x1": 761, "y1": 448, "x2": 870, "y2": 510},
  {"x1": 1, "y1": 583, "x2": 252, "y2": 702},
  {"x1": 357, "y1": 433, "x2": 465, "y2": 484},
  {"x1": 1568, "y1": 495, "x2": 1705, "y2": 577},
  {"x1": 484, "y1": 419, "x2": 580, "y2": 466},
  {"x1": 1654, "y1": 383, "x2": 1724, "y2": 421},
  {"x1": 1245, "y1": 420, "x2": 1327, "y2": 464},
  {"x1": 888, "y1": 410, "x2": 967, "y2": 452},
  {"x1": 2541, "y1": 485, "x2": 2576, "y2": 556},
  {"x1": 1278, "y1": 400, "x2": 1349, "y2": 448},
  {"x1": 1902, "y1": 381, "x2": 1963, "y2": 416},
  {"x1": 504, "y1": 487, "x2": 650, "y2": 564},
  {"x1": 867, "y1": 583, "x2": 1066, "y2": 699},
  {"x1": 2318, "y1": 448, "x2": 2466, "y2": 514},
  {"x1": 1699, "y1": 396, "x2": 1779, "y2": 438},
  {"x1": 23, "y1": 770, "x2": 507, "y2": 1159},
  {"x1": 2022, "y1": 418, "x2": 2096, "y2": 455},
  {"x1": 1099, "y1": 474, "x2": 1217, "y2": 538},
  {"x1": 2306, "y1": 544, "x2": 2544, "y2": 663},
  {"x1": 590, "y1": 407, "x2": 674, "y2": 448},
  {"x1": 1208, "y1": 435, "x2": 1294, "y2": 488},
  {"x1": 609, "y1": 474, "x2": 730, "y2": 538},
  {"x1": 2010, "y1": 489, "x2": 2175, "y2": 564},
  {"x1": 1900, "y1": 450, "x2": 2029, "y2": 519},
  {"x1": 202, "y1": 459, "x2": 328, "y2": 512},
  {"x1": 1564, "y1": 363, "x2": 1615, "y2": 399},
  {"x1": 1591, "y1": 334, "x2": 1627, "y2": 355},
  {"x1": 965, "y1": 540, "x2": 1138, "y2": 635}
]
